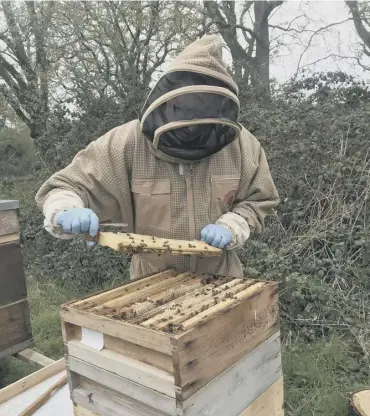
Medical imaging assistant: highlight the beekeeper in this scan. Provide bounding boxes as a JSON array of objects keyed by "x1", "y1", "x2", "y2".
[{"x1": 35, "y1": 35, "x2": 279, "y2": 279}]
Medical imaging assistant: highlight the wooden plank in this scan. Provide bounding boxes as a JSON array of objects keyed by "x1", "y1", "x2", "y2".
[
  {"x1": 68, "y1": 357, "x2": 177, "y2": 415},
  {"x1": 0, "y1": 338, "x2": 34, "y2": 360},
  {"x1": 73, "y1": 403, "x2": 99, "y2": 416},
  {"x1": 0, "y1": 232, "x2": 19, "y2": 245},
  {"x1": 0, "y1": 210, "x2": 19, "y2": 236},
  {"x1": 15, "y1": 348, "x2": 55, "y2": 368},
  {"x1": 0, "y1": 299, "x2": 33, "y2": 355},
  {"x1": 0, "y1": 200, "x2": 19, "y2": 211},
  {"x1": 181, "y1": 332, "x2": 282, "y2": 416},
  {"x1": 18, "y1": 373, "x2": 67, "y2": 416},
  {"x1": 61, "y1": 323, "x2": 173, "y2": 374},
  {"x1": 60, "y1": 307, "x2": 173, "y2": 354},
  {"x1": 73, "y1": 381, "x2": 169, "y2": 416},
  {"x1": 104, "y1": 335, "x2": 173, "y2": 373},
  {"x1": 0, "y1": 358, "x2": 66, "y2": 404},
  {"x1": 180, "y1": 282, "x2": 266, "y2": 330},
  {"x1": 73, "y1": 270, "x2": 177, "y2": 307},
  {"x1": 150, "y1": 280, "x2": 251, "y2": 330},
  {"x1": 173, "y1": 282, "x2": 279, "y2": 400},
  {"x1": 240, "y1": 376, "x2": 284, "y2": 416},
  {"x1": 66, "y1": 365, "x2": 81, "y2": 397},
  {"x1": 68, "y1": 339, "x2": 175, "y2": 397},
  {"x1": 0, "y1": 241, "x2": 27, "y2": 305},
  {"x1": 100, "y1": 272, "x2": 194, "y2": 310}
]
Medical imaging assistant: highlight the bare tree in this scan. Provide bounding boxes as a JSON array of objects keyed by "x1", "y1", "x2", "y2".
[
  {"x1": 51, "y1": 1, "x2": 204, "y2": 114},
  {"x1": 203, "y1": 1, "x2": 283, "y2": 99},
  {"x1": 346, "y1": 1, "x2": 370, "y2": 70},
  {"x1": 0, "y1": 2, "x2": 54, "y2": 139}
]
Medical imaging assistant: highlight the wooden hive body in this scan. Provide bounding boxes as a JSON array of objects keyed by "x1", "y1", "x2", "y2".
[
  {"x1": 61, "y1": 270, "x2": 284, "y2": 416},
  {"x1": 0, "y1": 200, "x2": 33, "y2": 359}
]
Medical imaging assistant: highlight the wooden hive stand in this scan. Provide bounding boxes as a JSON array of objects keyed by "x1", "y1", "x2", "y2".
[
  {"x1": 0, "y1": 199, "x2": 33, "y2": 359},
  {"x1": 61, "y1": 270, "x2": 284, "y2": 416}
]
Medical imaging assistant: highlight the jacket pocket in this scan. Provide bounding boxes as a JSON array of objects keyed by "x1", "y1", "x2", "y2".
[
  {"x1": 210, "y1": 176, "x2": 240, "y2": 223},
  {"x1": 131, "y1": 179, "x2": 171, "y2": 231}
]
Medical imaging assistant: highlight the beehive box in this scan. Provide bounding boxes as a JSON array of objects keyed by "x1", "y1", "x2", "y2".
[
  {"x1": 0, "y1": 200, "x2": 33, "y2": 358},
  {"x1": 61, "y1": 270, "x2": 284, "y2": 416}
]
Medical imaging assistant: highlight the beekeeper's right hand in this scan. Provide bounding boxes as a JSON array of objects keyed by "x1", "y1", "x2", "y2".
[{"x1": 56, "y1": 208, "x2": 99, "y2": 246}]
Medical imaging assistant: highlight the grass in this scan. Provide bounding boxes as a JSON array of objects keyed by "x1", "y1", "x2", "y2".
[{"x1": 283, "y1": 337, "x2": 369, "y2": 415}]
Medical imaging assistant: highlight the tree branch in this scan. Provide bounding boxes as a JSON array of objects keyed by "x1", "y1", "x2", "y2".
[{"x1": 346, "y1": 1, "x2": 370, "y2": 52}]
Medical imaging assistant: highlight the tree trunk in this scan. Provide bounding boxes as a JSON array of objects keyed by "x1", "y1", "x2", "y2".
[{"x1": 253, "y1": 1, "x2": 271, "y2": 100}]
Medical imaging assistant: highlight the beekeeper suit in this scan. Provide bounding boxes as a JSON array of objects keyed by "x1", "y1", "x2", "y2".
[{"x1": 35, "y1": 35, "x2": 279, "y2": 279}]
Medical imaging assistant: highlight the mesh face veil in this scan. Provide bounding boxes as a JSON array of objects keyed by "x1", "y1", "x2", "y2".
[{"x1": 139, "y1": 36, "x2": 241, "y2": 161}]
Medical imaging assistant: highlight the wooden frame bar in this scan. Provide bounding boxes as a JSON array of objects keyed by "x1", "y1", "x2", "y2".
[{"x1": 0, "y1": 358, "x2": 66, "y2": 404}]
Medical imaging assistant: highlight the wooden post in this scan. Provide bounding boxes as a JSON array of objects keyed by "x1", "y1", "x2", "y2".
[{"x1": 0, "y1": 200, "x2": 33, "y2": 359}]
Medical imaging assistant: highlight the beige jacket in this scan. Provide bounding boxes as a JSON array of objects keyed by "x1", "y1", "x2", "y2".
[{"x1": 35, "y1": 36, "x2": 279, "y2": 279}]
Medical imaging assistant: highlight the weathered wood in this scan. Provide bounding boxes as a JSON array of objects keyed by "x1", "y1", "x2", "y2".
[
  {"x1": 0, "y1": 338, "x2": 34, "y2": 360},
  {"x1": 73, "y1": 403, "x2": 99, "y2": 416},
  {"x1": 67, "y1": 339, "x2": 175, "y2": 397},
  {"x1": 100, "y1": 272, "x2": 194, "y2": 310},
  {"x1": 181, "y1": 282, "x2": 266, "y2": 330},
  {"x1": 0, "y1": 358, "x2": 66, "y2": 404},
  {"x1": 141, "y1": 279, "x2": 246, "y2": 328},
  {"x1": 73, "y1": 270, "x2": 176, "y2": 308},
  {"x1": 240, "y1": 376, "x2": 284, "y2": 416},
  {"x1": 0, "y1": 232, "x2": 19, "y2": 245},
  {"x1": 60, "y1": 307, "x2": 173, "y2": 354},
  {"x1": 180, "y1": 332, "x2": 282, "y2": 416},
  {"x1": 0, "y1": 200, "x2": 19, "y2": 211},
  {"x1": 14, "y1": 348, "x2": 55, "y2": 368},
  {"x1": 18, "y1": 373, "x2": 67, "y2": 416},
  {"x1": 0, "y1": 209, "x2": 19, "y2": 236},
  {"x1": 61, "y1": 321, "x2": 173, "y2": 373},
  {"x1": 104, "y1": 335, "x2": 173, "y2": 373},
  {"x1": 0, "y1": 241, "x2": 27, "y2": 306},
  {"x1": 73, "y1": 381, "x2": 169, "y2": 416},
  {"x1": 61, "y1": 321, "x2": 82, "y2": 344},
  {"x1": 173, "y1": 282, "x2": 279, "y2": 399},
  {"x1": 349, "y1": 389, "x2": 370, "y2": 416},
  {"x1": 0, "y1": 299, "x2": 33, "y2": 357},
  {"x1": 68, "y1": 357, "x2": 177, "y2": 414}
]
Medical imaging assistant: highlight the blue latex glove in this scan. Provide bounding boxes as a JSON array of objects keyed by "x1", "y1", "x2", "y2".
[
  {"x1": 56, "y1": 208, "x2": 99, "y2": 247},
  {"x1": 200, "y1": 224, "x2": 232, "y2": 249}
]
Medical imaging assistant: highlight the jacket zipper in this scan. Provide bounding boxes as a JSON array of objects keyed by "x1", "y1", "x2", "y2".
[{"x1": 180, "y1": 163, "x2": 197, "y2": 272}]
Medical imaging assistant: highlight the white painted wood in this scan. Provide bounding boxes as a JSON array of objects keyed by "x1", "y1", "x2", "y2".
[
  {"x1": 0, "y1": 200, "x2": 19, "y2": 211},
  {"x1": 181, "y1": 332, "x2": 282, "y2": 416},
  {"x1": 0, "y1": 358, "x2": 66, "y2": 404},
  {"x1": 73, "y1": 385, "x2": 169, "y2": 416},
  {"x1": 68, "y1": 339, "x2": 175, "y2": 397},
  {"x1": 68, "y1": 356, "x2": 176, "y2": 415},
  {"x1": 0, "y1": 371, "x2": 73, "y2": 416}
]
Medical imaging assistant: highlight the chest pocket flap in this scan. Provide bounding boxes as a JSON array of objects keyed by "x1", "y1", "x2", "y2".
[
  {"x1": 131, "y1": 179, "x2": 171, "y2": 231},
  {"x1": 210, "y1": 176, "x2": 240, "y2": 223}
]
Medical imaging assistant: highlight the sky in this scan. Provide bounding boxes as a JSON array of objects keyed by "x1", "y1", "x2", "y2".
[{"x1": 267, "y1": 0, "x2": 370, "y2": 83}]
